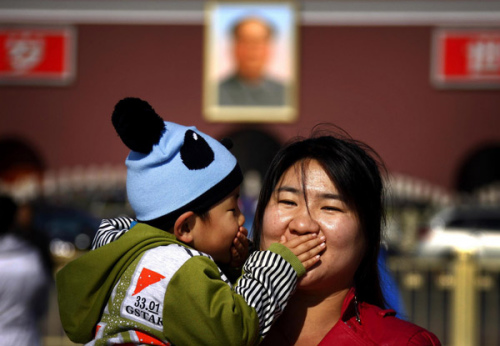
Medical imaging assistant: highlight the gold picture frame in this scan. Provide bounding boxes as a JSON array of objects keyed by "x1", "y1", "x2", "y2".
[{"x1": 203, "y1": 1, "x2": 298, "y2": 123}]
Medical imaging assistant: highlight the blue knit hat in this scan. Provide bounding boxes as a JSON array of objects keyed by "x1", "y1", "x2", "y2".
[{"x1": 112, "y1": 97, "x2": 242, "y2": 229}]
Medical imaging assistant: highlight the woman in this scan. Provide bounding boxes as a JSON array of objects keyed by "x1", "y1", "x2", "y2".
[{"x1": 252, "y1": 128, "x2": 441, "y2": 345}]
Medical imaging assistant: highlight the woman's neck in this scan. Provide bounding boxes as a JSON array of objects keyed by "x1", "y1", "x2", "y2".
[{"x1": 263, "y1": 288, "x2": 350, "y2": 346}]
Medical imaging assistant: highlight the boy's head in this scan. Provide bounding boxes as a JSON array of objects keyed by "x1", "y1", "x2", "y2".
[
  {"x1": 112, "y1": 97, "x2": 243, "y2": 235},
  {"x1": 173, "y1": 186, "x2": 245, "y2": 263}
]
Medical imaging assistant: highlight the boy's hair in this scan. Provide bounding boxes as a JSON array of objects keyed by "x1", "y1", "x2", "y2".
[
  {"x1": 112, "y1": 97, "x2": 242, "y2": 231},
  {"x1": 150, "y1": 206, "x2": 211, "y2": 231}
]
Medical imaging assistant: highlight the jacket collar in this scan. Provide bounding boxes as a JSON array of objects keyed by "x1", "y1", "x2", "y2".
[{"x1": 340, "y1": 287, "x2": 361, "y2": 324}]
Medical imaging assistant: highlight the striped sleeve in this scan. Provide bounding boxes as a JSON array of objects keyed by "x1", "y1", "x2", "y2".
[
  {"x1": 235, "y1": 244, "x2": 301, "y2": 337},
  {"x1": 91, "y1": 217, "x2": 136, "y2": 250}
]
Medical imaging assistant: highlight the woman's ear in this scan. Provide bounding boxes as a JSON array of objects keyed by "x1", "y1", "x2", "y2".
[{"x1": 173, "y1": 211, "x2": 195, "y2": 244}]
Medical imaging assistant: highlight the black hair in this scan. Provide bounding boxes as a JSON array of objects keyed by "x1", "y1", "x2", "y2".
[
  {"x1": 252, "y1": 124, "x2": 387, "y2": 308},
  {"x1": 231, "y1": 16, "x2": 276, "y2": 40},
  {"x1": 0, "y1": 137, "x2": 45, "y2": 177},
  {"x1": 143, "y1": 207, "x2": 211, "y2": 232},
  {"x1": 0, "y1": 195, "x2": 18, "y2": 235}
]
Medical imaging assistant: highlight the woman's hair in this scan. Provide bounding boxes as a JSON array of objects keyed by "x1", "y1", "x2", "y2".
[{"x1": 252, "y1": 125, "x2": 387, "y2": 308}]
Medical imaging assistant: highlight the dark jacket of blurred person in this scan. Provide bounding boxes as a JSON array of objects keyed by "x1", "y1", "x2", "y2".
[{"x1": 0, "y1": 195, "x2": 52, "y2": 346}]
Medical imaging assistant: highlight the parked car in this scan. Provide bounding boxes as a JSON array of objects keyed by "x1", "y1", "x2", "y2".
[
  {"x1": 31, "y1": 203, "x2": 101, "y2": 259},
  {"x1": 417, "y1": 205, "x2": 500, "y2": 257}
]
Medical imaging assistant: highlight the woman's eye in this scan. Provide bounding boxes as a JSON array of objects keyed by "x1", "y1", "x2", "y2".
[
  {"x1": 322, "y1": 206, "x2": 342, "y2": 212},
  {"x1": 279, "y1": 200, "x2": 296, "y2": 206}
]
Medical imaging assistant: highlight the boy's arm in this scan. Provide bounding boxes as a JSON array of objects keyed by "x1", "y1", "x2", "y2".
[
  {"x1": 235, "y1": 243, "x2": 304, "y2": 334},
  {"x1": 91, "y1": 217, "x2": 136, "y2": 250},
  {"x1": 162, "y1": 245, "x2": 303, "y2": 346}
]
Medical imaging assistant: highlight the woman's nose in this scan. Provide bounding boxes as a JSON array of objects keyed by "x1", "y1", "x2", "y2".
[{"x1": 288, "y1": 208, "x2": 320, "y2": 235}]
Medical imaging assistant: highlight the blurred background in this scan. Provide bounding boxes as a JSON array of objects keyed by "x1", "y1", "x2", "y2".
[{"x1": 0, "y1": 1, "x2": 499, "y2": 345}]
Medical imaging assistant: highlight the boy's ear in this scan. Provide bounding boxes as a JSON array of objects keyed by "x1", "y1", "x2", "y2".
[{"x1": 173, "y1": 211, "x2": 195, "y2": 244}]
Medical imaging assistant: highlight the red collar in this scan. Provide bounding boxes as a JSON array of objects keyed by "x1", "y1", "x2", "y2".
[{"x1": 340, "y1": 287, "x2": 359, "y2": 322}]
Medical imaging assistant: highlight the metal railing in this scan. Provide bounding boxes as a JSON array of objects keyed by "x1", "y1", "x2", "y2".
[{"x1": 388, "y1": 252, "x2": 500, "y2": 346}]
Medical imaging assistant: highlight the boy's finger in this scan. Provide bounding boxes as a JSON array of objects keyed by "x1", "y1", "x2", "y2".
[
  {"x1": 236, "y1": 231, "x2": 249, "y2": 244},
  {"x1": 280, "y1": 235, "x2": 287, "y2": 244},
  {"x1": 283, "y1": 233, "x2": 319, "y2": 248},
  {"x1": 238, "y1": 237, "x2": 249, "y2": 248},
  {"x1": 296, "y1": 241, "x2": 325, "y2": 262},
  {"x1": 239, "y1": 227, "x2": 248, "y2": 236},
  {"x1": 295, "y1": 236, "x2": 326, "y2": 255},
  {"x1": 301, "y1": 255, "x2": 321, "y2": 270},
  {"x1": 233, "y1": 241, "x2": 245, "y2": 254},
  {"x1": 285, "y1": 235, "x2": 324, "y2": 257},
  {"x1": 233, "y1": 233, "x2": 243, "y2": 246}
]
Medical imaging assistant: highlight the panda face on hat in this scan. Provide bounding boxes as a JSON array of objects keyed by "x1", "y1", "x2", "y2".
[{"x1": 112, "y1": 97, "x2": 242, "y2": 223}]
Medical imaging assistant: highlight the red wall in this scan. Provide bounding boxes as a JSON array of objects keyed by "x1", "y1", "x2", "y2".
[{"x1": 1, "y1": 24, "x2": 499, "y2": 190}]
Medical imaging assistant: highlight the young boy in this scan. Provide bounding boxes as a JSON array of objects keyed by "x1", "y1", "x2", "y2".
[{"x1": 56, "y1": 98, "x2": 325, "y2": 346}]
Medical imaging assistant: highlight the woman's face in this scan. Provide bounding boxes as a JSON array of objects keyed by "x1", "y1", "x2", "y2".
[{"x1": 260, "y1": 159, "x2": 366, "y2": 294}]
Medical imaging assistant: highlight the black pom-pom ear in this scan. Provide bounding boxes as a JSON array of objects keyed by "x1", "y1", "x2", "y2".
[
  {"x1": 180, "y1": 130, "x2": 215, "y2": 170},
  {"x1": 220, "y1": 138, "x2": 233, "y2": 150},
  {"x1": 112, "y1": 97, "x2": 165, "y2": 154}
]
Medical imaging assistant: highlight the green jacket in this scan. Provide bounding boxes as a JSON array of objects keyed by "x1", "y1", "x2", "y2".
[{"x1": 57, "y1": 222, "x2": 304, "y2": 345}]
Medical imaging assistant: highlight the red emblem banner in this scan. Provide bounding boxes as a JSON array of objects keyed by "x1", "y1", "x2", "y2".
[
  {"x1": 432, "y1": 29, "x2": 500, "y2": 88},
  {"x1": 0, "y1": 26, "x2": 76, "y2": 85}
]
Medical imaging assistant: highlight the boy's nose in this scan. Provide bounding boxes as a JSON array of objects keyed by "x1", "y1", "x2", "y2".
[{"x1": 238, "y1": 212, "x2": 245, "y2": 227}]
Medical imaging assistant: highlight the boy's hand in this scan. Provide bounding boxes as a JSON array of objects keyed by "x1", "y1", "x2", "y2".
[
  {"x1": 280, "y1": 233, "x2": 326, "y2": 270},
  {"x1": 229, "y1": 226, "x2": 249, "y2": 268}
]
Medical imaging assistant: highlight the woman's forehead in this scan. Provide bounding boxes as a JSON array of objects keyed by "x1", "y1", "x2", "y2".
[{"x1": 278, "y1": 160, "x2": 338, "y2": 192}]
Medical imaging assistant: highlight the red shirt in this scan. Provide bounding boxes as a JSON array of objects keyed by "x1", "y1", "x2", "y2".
[{"x1": 319, "y1": 288, "x2": 441, "y2": 345}]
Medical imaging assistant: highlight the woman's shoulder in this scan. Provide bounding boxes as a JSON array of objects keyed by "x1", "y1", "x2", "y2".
[
  {"x1": 357, "y1": 302, "x2": 441, "y2": 345},
  {"x1": 319, "y1": 300, "x2": 441, "y2": 345}
]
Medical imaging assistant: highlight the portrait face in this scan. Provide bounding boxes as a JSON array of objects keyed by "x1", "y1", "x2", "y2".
[
  {"x1": 260, "y1": 160, "x2": 366, "y2": 294},
  {"x1": 190, "y1": 187, "x2": 245, "y2": 263},
  {"x1": 233, "y1": 18, "x2": 273, "y2": 81}
]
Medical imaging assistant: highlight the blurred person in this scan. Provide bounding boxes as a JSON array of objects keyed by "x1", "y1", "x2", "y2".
[
  {"x1": 0, "y1": 137, "x2": 52, "y2": 276},
  {"x1": 219, "y1": 16, "x2": 285, "y2": 106},
  {"x1": 0, "y1": 137, "x2": 45, "y2": 194},
  {"x1": 0, "y1": 194, "x2": 52, "y2": 346}
]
